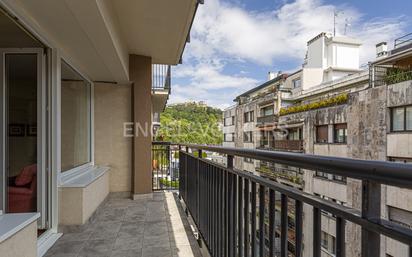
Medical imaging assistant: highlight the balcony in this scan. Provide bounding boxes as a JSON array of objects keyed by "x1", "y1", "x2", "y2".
[
  {"x1": 152, "y1": 64, "x2": 172, "y2": 114},
  {"x1": 152, "y1": 142, "x2": 412, "y2": 257},
  {"x1": 256, "y1": 114, "x2": 278, "y2": 126},
  {"x1": 259, "y1": 139, "x2": 304, "y2": 152},
  {"x1": 45, "y1": 142, "x2": 412, "y2": 257},
  {"x1": 274, "y1": 140, "x2": 304, "y2": 152}
]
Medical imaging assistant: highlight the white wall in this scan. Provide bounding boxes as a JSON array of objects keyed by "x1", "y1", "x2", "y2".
[
  {"x1": 314, "y1": 144, "x2": 348, "y2": 157},
  {"x1": 306, "y1": 36, "x2": 325, "y2": 69},
  {"x1": 313, "y1": 178, "x2": 347, "y2": 203},
  {"x1": 387, "y1": 134, "x2": 412, "y2": 158},
  {"x1": 334, "y1": 44, "x2": 360, "y2": 69},
  {"x1": 302, "y1": 68, "x2": 324, "y2": 90}
]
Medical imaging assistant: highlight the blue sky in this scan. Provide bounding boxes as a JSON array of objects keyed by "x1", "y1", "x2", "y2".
[{"x1": 170, "y1": 0, "x2": 412, "y2": 109}]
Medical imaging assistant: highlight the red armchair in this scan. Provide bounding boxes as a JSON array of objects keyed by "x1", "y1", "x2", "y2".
[{"x1": 7, "y1": 164, "x2": 37, "y2": 213}]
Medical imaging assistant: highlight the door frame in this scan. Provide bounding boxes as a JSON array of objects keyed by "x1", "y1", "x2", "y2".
[{"x1": 0, "y1": 48, "x2": 48, "y2": 228}]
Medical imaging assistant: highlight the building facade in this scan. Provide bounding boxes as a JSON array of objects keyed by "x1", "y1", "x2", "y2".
[{"x1": 223, "y1": 32, "x2": 412, "y2": 257}]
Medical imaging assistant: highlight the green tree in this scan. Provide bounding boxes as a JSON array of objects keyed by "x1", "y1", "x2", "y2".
[{"x1": 156, "y1": 102, "x2": 223, "y2": 145}]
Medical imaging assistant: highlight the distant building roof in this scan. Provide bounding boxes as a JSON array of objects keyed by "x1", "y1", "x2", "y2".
[{"x1": 234, "y1": 74, "x2": 287, "y2": 101}]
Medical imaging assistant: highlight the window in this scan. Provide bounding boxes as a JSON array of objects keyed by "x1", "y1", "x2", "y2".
[
  {"x1": 244, "y1": 111, "x2": 254, "y2": 123},
  {"x1": 287, "y1": 128, "x2": 302, "y2": 140},
  {"x1": 315, "y1": 171, "x2": 329, "y2": 179},
  {"x1": 321, "y1": 231, "x2": 336, "y2": 255},
  {"x1": 260, "y1": 105, "x2": 274, "y2": 117},
  {"x1": 388, "y1": 206, "x2": 412, "y2": 230},
  {"x1": 389, "y1": 157, "x2": 412, "y2": 163},
  {"x1": 224, "y1": 116, "x2": 235, "y2": 126},
  {"x1": 224, "y1": 133, "x2": 234, "y2": 142},
  {"x1": 292, "y1": 78, "x2": 301, "y2": 89},
  {"x1": 61, "y1": 61, "x2": 92, "y2": 171},
  {"x1": 334, "y1": 123, "x2": 347, "y2": 143},
  {"x1": 243, "y1": 131, "x2": 253, "y2": 143},
  {"x1": 244, "y1": 157, "x2": 253, "y2": 163},
  {"x1": 391, "y1": 106, "x2": 412, "y2": 131},
  {"x1": 333, "y1": 175, "x2": 347, "y2": 183},
  {"x1": 316, "y1": 125, "x2": 328, "y2": 143}
]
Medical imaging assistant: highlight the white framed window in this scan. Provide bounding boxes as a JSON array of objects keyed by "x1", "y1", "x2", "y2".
[
  {"x1": 292, "y1": 78, "x2": 302, "y2": 89},
  {"x1": 333, "y1": 123, "x2": 347, "y2": 143},
  {"x1": 243, "y1": 131, "x2": 253, "y2": 143},
  {"x1": 260, "y1": 105, "x2": 274, "y2": 117},
  {"x1": 224, "y1": 133, "x2": 234, "y2": 142},
  {"x1": 391, "y1": 105, "x2": 412, "y2": 131},
  {"x1": 321, "y1": 231, "x2": 336, "y2": 255},
  {"x1": 244, "y1": 111, "x2": 254, "y2": 123},
  {"x1": 60, "y1": 60, "x2": 93, "y2": 173},
  {"x1": 224, "y1": 116, "x2": 235, "y2": 126}
]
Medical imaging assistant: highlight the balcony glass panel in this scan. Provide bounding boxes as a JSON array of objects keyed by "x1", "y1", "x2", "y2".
[{"x1": 61, "y1": 61, "x2": 91, "y2": 171}]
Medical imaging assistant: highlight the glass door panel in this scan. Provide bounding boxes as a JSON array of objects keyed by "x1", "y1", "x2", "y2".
[
  {"x1": 1, "y1": 50, "x2": 48, "y2": 234},
  {"x1": 6, "y1": 54, "x2": 38, "y2": 214}
]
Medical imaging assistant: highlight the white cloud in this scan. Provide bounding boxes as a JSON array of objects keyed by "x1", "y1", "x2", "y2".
[
  {"x1": 170, "y1": 0, "x2": 408, "y2": 108},
  {"x1": 169, "y1": 61, "x2": 259, "y2": 109}
]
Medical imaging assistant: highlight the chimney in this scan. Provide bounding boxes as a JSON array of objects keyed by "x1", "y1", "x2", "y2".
[{"x1": 376, "y1": 42, "x2": 388, "y2": 58}]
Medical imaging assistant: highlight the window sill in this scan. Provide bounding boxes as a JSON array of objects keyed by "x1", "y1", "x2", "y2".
[
  {"x1": 0, "y1": 212, "x2": 40, "y2": 243},
  {"x1": 314, "y1": 142, "x2": 347, "y2": 145},
  {"x1": 388, "y1": 131, "x2": 412, "y2": 134},
  {"x1": 314, "y1": 176, "x2": 347, "y2": 185},
  {"x1": 59, "y1": 166, "x2": 110, "y2": 188}
]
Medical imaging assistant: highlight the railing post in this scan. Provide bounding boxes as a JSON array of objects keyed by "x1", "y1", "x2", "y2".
[
  {"x1": 184, "y1": 148, "x2": 188, "y2": 202},
  {"x1": 197, "y1": 149, "x2": 202, "y2": 223},
  {"x1": 227, "y1": 155, "x2": 234, "y2": 257},
  {"x1": 361, "y1": 180, "x2": 381, "y2": 257}
]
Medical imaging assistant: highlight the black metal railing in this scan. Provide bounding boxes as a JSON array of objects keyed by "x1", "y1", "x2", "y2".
[
  {"x1": 257, "y1": 114, "x2": 278, "y2": 126},
  {"x1": 152, "y1": 64, "x2": 171, "y2": 93},
  {"x1": 394, "y1": 32, "x2": 412, "y2": 49},
  {"x1": 151, "y1": 142, "x2": 179, "y2": 190},
  {"x1": 370, "y1": 65, "x2": 412, "y2": 87},
  {"x1": 177, "y1": 143, "x2": 412, "y2": 257}
]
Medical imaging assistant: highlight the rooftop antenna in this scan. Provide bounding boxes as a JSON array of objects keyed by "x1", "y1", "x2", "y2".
[
  {"x1": 344, "y1": 18, "x2": 351, "y2": 35},
  {"x1": 333, "y1": 10, "x2": 343, "y2": 36}
]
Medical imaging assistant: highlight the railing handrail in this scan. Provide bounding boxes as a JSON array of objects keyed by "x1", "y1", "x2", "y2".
[
  {"x1": 394, "y1": 32, "x2": 412, "y2": 48},
  {"x1": 178, "y1": 146, "x2": 412, "y2": 256},
  {"x1": 176, "y1": 143, "x2": 412, "y2": 189}
]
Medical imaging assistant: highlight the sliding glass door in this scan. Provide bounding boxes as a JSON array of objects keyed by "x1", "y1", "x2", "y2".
[{"x1": 0, "y1": 49, "x2": 48, "y2": 233}]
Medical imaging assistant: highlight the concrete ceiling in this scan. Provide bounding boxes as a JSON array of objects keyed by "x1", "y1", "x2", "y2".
[
  {"x1": 1, "y1": 0, "x2": 197, "y2": 83},
  {"x1": 111, "y1": 0, "x2": 197, "y2": 65}
]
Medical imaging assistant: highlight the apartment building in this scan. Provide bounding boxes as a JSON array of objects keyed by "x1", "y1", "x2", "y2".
[
  {"x1": 0, "y1": 1, "x2": 199, "y2": 256},
  {"x1": 223, "y1": 32, "x2": 412, "y2": 257},
  {"x1": 223, "y1": 73, "x2": 289, "y2": 172}
]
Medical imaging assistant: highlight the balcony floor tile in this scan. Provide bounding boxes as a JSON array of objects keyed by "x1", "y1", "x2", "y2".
[{"x1": 45, "y1": 192, "x2": 202, "y2": 257}]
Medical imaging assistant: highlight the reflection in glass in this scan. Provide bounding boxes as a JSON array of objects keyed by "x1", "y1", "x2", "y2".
[{"x1": 61, "y1": 61, "x2": 91, "y2": 171}]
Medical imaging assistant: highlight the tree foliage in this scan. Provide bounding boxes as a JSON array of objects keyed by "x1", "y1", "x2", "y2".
[{"x1": 156, "y1": 102, "x2": 223, "y2": 145}]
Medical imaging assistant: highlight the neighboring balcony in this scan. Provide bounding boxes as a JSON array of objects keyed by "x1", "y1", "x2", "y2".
[
  {"x1": 256, "y1": 114, "x2": 278, "y2": 126},
  {"x1": 152, "y1": 64, "x2": 172, "y2": 114},
  {"x1": 259, "y1": 139, "x2": 304, "y2": 152},
  {"x1": 273, "y1": 139, "x2": 304, "y2": 152}
]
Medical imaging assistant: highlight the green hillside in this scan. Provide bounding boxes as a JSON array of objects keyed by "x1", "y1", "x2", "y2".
[{"x1": 156, "y1": 102, "x2": 223, "y2": 145}]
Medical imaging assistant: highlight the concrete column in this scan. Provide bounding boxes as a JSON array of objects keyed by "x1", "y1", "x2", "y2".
[
  {"x1": 328, "y1": 124, "x2": 334, "y2": 144},
  {"x1": 129, "y1": 55, "x2": 152, "y2": 196}
]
